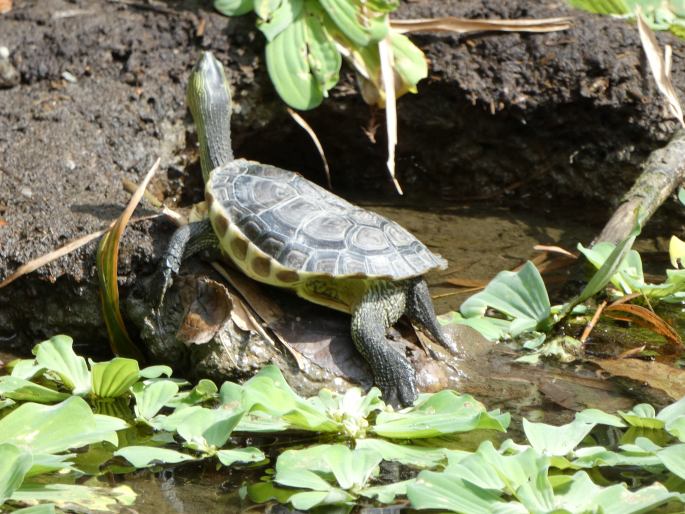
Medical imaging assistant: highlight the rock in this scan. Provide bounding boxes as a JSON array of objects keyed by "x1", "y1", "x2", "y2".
[{"x1": 0, "y1": 46, "x2": 19, "y2": 88}]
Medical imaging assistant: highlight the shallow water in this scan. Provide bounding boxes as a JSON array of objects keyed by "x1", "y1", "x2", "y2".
[{"x1": 3, "y1": 201, "x2": 674, "y2": 514}]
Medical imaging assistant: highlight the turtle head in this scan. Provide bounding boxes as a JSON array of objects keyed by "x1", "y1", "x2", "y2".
[{"x1": 187, "y1": 52, "x2": 235, "y2": 182}]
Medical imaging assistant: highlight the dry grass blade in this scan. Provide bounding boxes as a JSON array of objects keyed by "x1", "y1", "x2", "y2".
[
  {"x1": 391, "y1": 16, "x2": 572, "y2": 34},
  {"x1": 287, "y1": 108, "x2": 332, "y2": 190},
  {"x1": 445, "y1": 277, "x2": 487, "y2": 288},
  {"x1": 605, "y1": 303, "x2": 683, "y2": 346},
  {"x1": 378, "y1": 37, "x2": 403, "y2": 195},
  {"x1": 636, "y1": 12, "x2": 685, "y2": 127},
  {"x1": 97, "y1": 158, "x2": 160, "y2": 360},
  {"x1": 533, "y1": 244, "x2": 577, "y2": 258},
  {"x1": 0, "y1": 226, "x2": 112, "y2": 289}
]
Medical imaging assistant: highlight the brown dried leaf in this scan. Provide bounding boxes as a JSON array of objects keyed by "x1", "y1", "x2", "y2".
[
  {"x1": 391, "y1": 16, "x2": 572, "y2": 35},
  {"x1": 0, "y1": 227, "x2": 110, "y2": 289},
  {"x1": 176, "y1": 277, "x2": 232, "y2": 345},
  {"x1": 592, "y1": 358, "x2": 685, "y2": 400},
  {"x1": 605, "y1": 303, "x2": 683, "y2": 346},
  {"x1": 636, "y1": 12, "x2": 685, "y2": 127},
  {"x1": 533, "y1": 245, "x2": 577, "y2": 258},
  {"x1": 0, "y1": 0, "x2": 12, "y2": 14}
]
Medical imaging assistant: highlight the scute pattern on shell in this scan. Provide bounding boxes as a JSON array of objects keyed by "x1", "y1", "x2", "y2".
[{"x1": 208, "y1": 159, "x2": 447, "y2": 279}]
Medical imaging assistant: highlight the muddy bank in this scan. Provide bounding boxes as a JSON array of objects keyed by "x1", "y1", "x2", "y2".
[{"x1": 1, "y1": 0, "x2": 683, "y2": 369}]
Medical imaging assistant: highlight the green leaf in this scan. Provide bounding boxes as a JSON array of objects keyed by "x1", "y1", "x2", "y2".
[
  {"x1": 575, "y1": 408, "x2": 626, "y2": 427},
  {"x1": 0, "y1": 443, "x2": 32, "y2": 504},
  {"x1": 355, "y1": 439, "x2": 449, "y2": 468},
  {"x1": 91, "y1": 358, "x2": 140, "y2": 398},
  {"x1": 0, "y1": 376, "x2": 70, "y2": 403},
  {"x1": 266, "y1": 16, "x2": 323, "y2": 109},
  {"x1": 460, "y1": 261, "x2": 551, "y2": 336},
  {"x1": 389, "y1": 32, "x2": 427, "y2": 93},
  {"x1": 319, "y1": 0, "x2": 388, "y2": 47},
  {"x1": 176, "y1": 407, "x2": 245, "y2": 451},
  {"x1": 657, "y1": 444, "x2": 685, "y2": 480},
  {"x1": 523, "y1": 419, "x2": 596, "y2": 456},
  {"x1": 568, "y1": 0, "x2": 631, "y2": 15},
  {"x1": 33, "y1": 335, "x2": 91, "y2": 396},
  {"x1": 373, "y1": 390, "x2": 509, "y2": 438},
  {"x1": 0, "y1": 397, "x2": 117, "y2": 454},
  {"x1": 303, "y1": 2, "x2": 342, "y2": 92},
  {"x1": 565, "y1": 223, "x2": 640, "y2": 314},
  {"x1": 619, "y1": 403, "x2": 665, "y2": 429},
  {"x1": 408, "y1": 471, "x2": 512, "y2": 514},
  {"x1": 360, "y1": 479, "x2": 413, "y2": 503},
  {"x1": 11, "y1": 483, "x2": 136, "y2": 511},
  {"x1": 325, "y1": 446, "x2": 382, "y2": 490},
  {"x1": 167, "y1": 378, "x2": 217, "y2": 408},
  {"x1": 97, "y1": 163, "x2": 153, "y2": 361},
  {"x1": 289, "y1": 488, "x2": 354, "y2": 509},
  {"x1": 139, "y1": 365, "x2": 173, "y2": 379},
  {"x1": 551, "y1": 470, "x2": 679, "y2": 514},
  {"x1": 133, "y1": 380, "x2": 179, "y2": 421},
  {"x1": 214, "y1": 0, "x2": 254, "y2": 16},
  {"x1": 256, "y1": 0, "x2": 304, "y2": 41},
  {"x1": 216, "y1": 447, "x2": 266, "y2": 466},
  {"x1": 114, "y1": 446, "x2": 194, "y2": 467}
]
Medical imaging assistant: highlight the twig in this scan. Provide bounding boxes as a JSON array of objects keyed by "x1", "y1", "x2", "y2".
[
  {"x1": 595, "y1": 129, "x2": 685, "y2": 244},
  {"x1": 580, "y1": 300, "x2": 607, "y2": 344}
]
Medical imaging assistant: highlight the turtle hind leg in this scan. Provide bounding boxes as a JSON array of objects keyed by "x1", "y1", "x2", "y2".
[
  {"x1": 351, "y1": 289, "x2": 417, "y2": 408},
  {"x1": 151, "y1": 219, "x2": 220, "y2": 306},
  {"x1": 405, "y1": 278, "x2": 461, "y2": 356}
]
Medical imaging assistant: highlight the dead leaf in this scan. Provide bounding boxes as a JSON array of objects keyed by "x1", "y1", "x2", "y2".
[
  {"x1": 0, "y1": 0, "x2": 11, "y2": 14},
  {"x1": 177, "y1": 277, "x2": 232, "y2": 345},
  {"x1": 1, "y1": 226, "x2": 111, "y2": 289},
  {"x1": 636, "y1": 11, "x2": 685, "y2": 127},
  {"x1": 592, "y1": 358, "x2": 685, "y2": 400},
  {"x1": 391, "y1": 16, "x2": 572, "y2": 35},
  {"x1": 378, "y1": 37, "x2": 402, "y2": 195},
  {"x1": 287, "y1": 108, "x2": 331, "y2": 190},
  {"x1": 604, "y1": 303, "x2": 682, "y2": 346},
  {"x1": 444, "y1": 277, "x2": 487, "y2": 288},
  {"x1": 210, "y1": 261, "x2": 308, "y2": 370},
  {"x1": 534, "y1": 244, "x2": 577, "y2": 258}
]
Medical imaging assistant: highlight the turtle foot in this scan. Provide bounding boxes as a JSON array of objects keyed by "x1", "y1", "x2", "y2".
[{"x1": 376, "y1": 352, "x2": 418, "y2": 408}]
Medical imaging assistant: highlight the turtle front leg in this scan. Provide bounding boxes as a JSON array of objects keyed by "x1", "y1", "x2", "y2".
[
  {"x1": 406, "y1": 278, "x2": 461, "y2": 356},
  {"x1": 151, "y1": 219, "x2": 220, "y2": 306},
  {"x1": 351, "y1": 289, "x2": 418, "y2": 407}
]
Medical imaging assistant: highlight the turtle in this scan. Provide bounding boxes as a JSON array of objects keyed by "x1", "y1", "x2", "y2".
[{"x1": 155, "y1": 52, "x2": 459, "y2": 407}]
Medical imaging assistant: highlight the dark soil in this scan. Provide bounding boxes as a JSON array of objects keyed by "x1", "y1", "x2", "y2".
[{"x1": 1, "y1": 0, "x2": 684, "y2": 357}]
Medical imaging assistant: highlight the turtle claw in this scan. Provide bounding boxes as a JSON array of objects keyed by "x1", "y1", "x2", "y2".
[{"x1": 376, "y1": 353, "x2": 418, "y2": 408}]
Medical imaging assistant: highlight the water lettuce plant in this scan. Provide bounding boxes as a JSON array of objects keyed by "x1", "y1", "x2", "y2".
[
  {"x1": 3, "y1": 337, "x2": 685, "y2": 512},
  {"x1": 213, "y1": 0, "x2": 426, "y2": 110},
  {"x1": 570, "y1": 0, "x2": 685, "y2": 38}
]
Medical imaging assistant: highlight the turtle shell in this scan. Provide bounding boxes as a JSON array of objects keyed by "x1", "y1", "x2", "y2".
[{"x1": 206, "y1": 159, "x2": 447, "y2": 281}]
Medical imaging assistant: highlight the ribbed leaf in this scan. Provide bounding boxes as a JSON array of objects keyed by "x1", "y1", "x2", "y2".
[
  {"x1": 319, "y1": 0, "x2": 388, "y2": 46},
  {"x1": 214, "y1": 0, "x2": 254, "y2": 16},
  {"x1": 256, "y1": 0, "x2": 303, "y2": 41},
  {"x1": 266, "y1": 17, "x2": 323, "y2": 109}
]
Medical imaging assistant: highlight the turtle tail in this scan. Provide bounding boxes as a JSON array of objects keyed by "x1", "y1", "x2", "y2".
[{"x1": 187, "y1": 52, "x2": 235, "y2": 181}]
